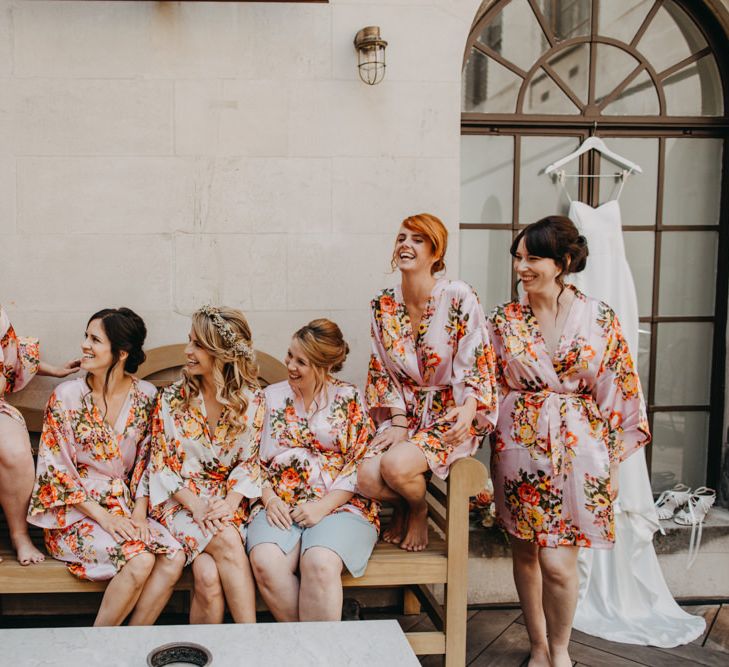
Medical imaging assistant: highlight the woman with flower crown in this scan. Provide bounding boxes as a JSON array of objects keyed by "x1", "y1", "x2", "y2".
[
  {"x1": 148, "y1": 305, "x2": 263, "y2": 623},
  {"x1": 358, "y1": 213, "x2": 498, "y2": 552}
]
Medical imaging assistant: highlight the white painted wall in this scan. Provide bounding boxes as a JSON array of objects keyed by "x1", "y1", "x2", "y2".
[{"x1": 2, "y1": 0, "x2": 485, "y2": 387}]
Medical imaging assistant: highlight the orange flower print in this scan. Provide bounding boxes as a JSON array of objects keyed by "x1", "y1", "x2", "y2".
[
  {"x1": 379, "y1": 295, "x2": 397, "y2": 315},
  {"x1": 38, "y1": 483, "x2": 59, "y2": 508},
  {"x1": 518, "y1": 482, "x2": 540, "y2": 506},
  {"x1": 609, "y1": 411, "x2": 623, "y2": 430},
  {"x1": 281, "y1": 468, "x2": 301, "y2": 489}
]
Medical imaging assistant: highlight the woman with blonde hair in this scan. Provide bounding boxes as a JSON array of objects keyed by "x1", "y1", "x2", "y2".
[
  {"x1": 148, "y1": 305, "x2": 263, "y2": 623},
  {"x1": 358, "y1": 213, "x2": 498, "y2": 551},
  {"x1": 248, "y1": 319, "x2": 378, "y2": 621}
]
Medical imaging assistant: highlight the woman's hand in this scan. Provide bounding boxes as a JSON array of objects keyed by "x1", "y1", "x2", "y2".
[
  {"x1": 191, "y1": 498, "x2": 211, "y2": 537},
  {"x1": 442, "y1": 399, "x2": 477, "y2": 446},
  {"x1": 265, "y1": 495, "x2": 293, "y2": 531},
  {"x1": 204, "y1": 498, "x2": 234, "y2": 523},
  {"x1": 370, "y1": 425, "x2": 409, "y2": 452},
  {"x1": 291, "y1": 501, "x2": 328, "y2": 529},
  {"x1": 130, "y1": 507, "x2": 151, "y2": 544},
  {"x1": 101, "y1": 513, "x2": 140, "y2": 543},
  {"x1": 609, "y1": 461, "x2": 620, "y2": 500},
  {"x1": 38, "y1": 359, "x2": 82, "y2": 378}
]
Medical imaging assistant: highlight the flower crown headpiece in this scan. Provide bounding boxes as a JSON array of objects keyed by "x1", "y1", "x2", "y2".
[{"x1": 197, "y1": 305, "x2": 254, "y2": 360}]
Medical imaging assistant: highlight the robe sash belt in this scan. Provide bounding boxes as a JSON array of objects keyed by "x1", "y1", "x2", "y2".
[
  {"x1": 85, "y1": 476, "x2": 132, "y2": 513},
  {"x1": 527, "y1": 390, "x2": 591, "y2": 476},
  {"x1": 406, "y1": 384, "x2": 450, "y2": 431}
]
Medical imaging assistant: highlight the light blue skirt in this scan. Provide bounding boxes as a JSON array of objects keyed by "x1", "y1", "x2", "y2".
[{"x1": 246, "y1": 510, "x2": 377, "y2": 578}]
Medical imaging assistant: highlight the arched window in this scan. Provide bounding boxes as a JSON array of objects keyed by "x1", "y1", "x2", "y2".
[{"x1": 460, "y1": 0, "x2": 728, "y2": 493}]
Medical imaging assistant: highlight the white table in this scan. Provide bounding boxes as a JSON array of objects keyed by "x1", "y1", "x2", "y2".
[{"x1": 0, "y1": 620, "x2": 419, "y2": 666}]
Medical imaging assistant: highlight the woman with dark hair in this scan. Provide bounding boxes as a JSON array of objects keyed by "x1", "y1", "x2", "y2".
[
  {"x1": 487, "y1": 216, "x2": 650, "y2": 667},
  {"x1": 28, "y1": 308, "x2": 185, "y2": 626},
  {"x1": 248, "y1": 319, "x2": 378, "y2": 621},
  {"x1": 358, "y1": 213, "x2": 498, "y2": 552}
]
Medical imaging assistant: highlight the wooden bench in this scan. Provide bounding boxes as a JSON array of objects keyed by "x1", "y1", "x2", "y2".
[{"x1": 0, "y1": 344, "x2": 488, "y2": 667}]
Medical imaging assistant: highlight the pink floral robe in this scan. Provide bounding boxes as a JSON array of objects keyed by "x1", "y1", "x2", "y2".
[
  {"x1": 27, "y1": 377, "x2": 181, "y2": 580},
  {"x1": 261, "y1": 379, "x2": 379, "y2": 530},
  {"x1": 0, "y1": 306, "x2": 40, "y2": 424},
  {"x1": 148, "y1": 381, "x2": 264, "y2": 564},
  {"x1": 366, "y1": 279, "x2": 498, "y2": 479},
  {"x1": 487, "y1": 287, "x2": 651, "y2": 549}
]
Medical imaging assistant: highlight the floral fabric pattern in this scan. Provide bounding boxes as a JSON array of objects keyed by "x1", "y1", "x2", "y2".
[
  {"x1": 488, "y1": 287, "x2": 650, "y2": 549},
  {"x1": 148, "y1": 380, "x2": 264, "y2": 564},
  {"x1": 27, "y1": 378, "x2": 180, "y2": 581},
  {"x1": 365, "y1": 279, "x2": 498, "y2": 479},
  {"x1": 0, "y1": 306, "x2": 41, "y2": 424},
  {"x1": 260, "y1": 379, "x2": 379, "y2": 531}
]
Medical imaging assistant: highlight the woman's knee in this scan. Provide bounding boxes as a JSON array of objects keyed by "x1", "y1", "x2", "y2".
[
  {"x1": 249, "y1": 544, "x2": 285, "y2": 586},
  {"x1": 208, "y1": 526, "x2": 244, "y2": 558},
  {"x1": 0, "y1": 417, "x2": 32, "y2": 467},
  {"x1": 300, "y1": 547, "x2": 342, "y2": 586},
  {"x1": 157, "y1": 550, "x2": 185, "y2": 579},
  {"x1": 355, "y1": 459, "x2": 381, "y2": 498},
  {"x1": 539, "y1": 554, "x2": 576, "y2": 588},
  {"x1": 192, "y1": 555, "x2": 223, "y2": 602},
  {"x1": 124, "y1": 552, "x2": 155, "y2": 584}
]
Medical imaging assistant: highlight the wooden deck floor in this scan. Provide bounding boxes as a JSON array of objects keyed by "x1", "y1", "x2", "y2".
[{"x1": 363, "y1": 604, "x2": 729, "y2": 666}]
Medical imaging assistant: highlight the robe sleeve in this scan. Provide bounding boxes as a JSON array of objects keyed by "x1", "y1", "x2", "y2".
[
  {"x1": 485, "y1": 316, "x2": 511, "y2": 401},
  {"x1": 594, "y1": 308, "x2": 651, "y2": 463},
  {"x1": 27, "y1": 391, "x2": 88, "y2": 528},
  {"x1": 451, "y1": 288, "x2": 498, "y2": 435},
  {"x1": 226, "y1": 391, "x2": 264, "y2": 499},
  {"x1": 0, "y1": 307, "x2": 40, "y2": 395},
  {"x1": 331, "y1": 389, "x2": 375, "y2": 493},
  {"x1": 365, "y1": 300, "x2": 407, "y2": 425},
  {"x1": 129, "y1": 417, "x2": 153, "y2": 502},
  {"x1": 148, "y1": 392, "x2": 186, "y2": 507}
]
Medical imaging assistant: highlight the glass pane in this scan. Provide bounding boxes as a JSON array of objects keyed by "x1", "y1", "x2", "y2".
[
  {"x1": 519, "y1": 136, "x2": 579, "y2": 222},
  {"x1": 547, "y1": 43, "x2": 589, "y2": 105},
  {"x1": 460, "y1": 229, "x2": 513, "y2": 312},
  {"x1": 637, "y1": 323, "x2": 651, "y2": 391},
  {"x1": 623, "y1": 231, "x2": 654, "y2": 318},
  {"x1": 602, "y1": 70, "x2": 659, "y2": 115},
  {"x1": 636, "y1": 1, "x2": 707, "y2": 73},
  {"x1": 462, "y1": 48, "x2": 522, "y2": 114},
  {"x1": 597, "y1": 137, "x2": 658, "y2": 227},
  {"x1": 654, "y1": 322, "x2": 713, "y2": 405},
  {"x1": 478, "y1": 0, "x2": 549, "y2": 72},
  {"x1": 599, "y1": 0, "x2": 656, "y2": 44},
  {"x1": 651, "y1": 411, "x2": 709, "y2": 492},
  {"x1": 664, "y1": 55, "x2": 724, "y2": 116},
  {"x1": 658, "y1": 232, "x2": 718, "y2": 317},
  {"x1": 524, "y1": 69, "x2": 581, "y2": 114},
  {"x1": 538, "y1": 0, "x2": 592, "y2": 41},
  {"x1": 663, "y1": 138, "x2": 723, "y2": 226},
  {"x1": 594, "y1": 44, "x2": 641, "y2": 105},
  {"x1": 460, "y1": 135, "x2": 514, "y2": 224}
]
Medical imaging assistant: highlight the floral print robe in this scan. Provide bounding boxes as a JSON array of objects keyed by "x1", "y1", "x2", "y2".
[
  {"x1": 488, "y1": 287, "x2": 651, "y2": 549},
  {"x1": 0, "y1": 306, "x2": 40, "y2": 424},
  {"x1": 366, "y1": 279, "x2": 498, "y2": 479},
  {"x1": 148, "y1": 381, "x2": 264, "y2": 564},
  {"x1": 261, "y1": 379, "x2": 379, "y2": 530},
  {"x1": 27, "y1": 378, "x2": 180, "y2": 580}
]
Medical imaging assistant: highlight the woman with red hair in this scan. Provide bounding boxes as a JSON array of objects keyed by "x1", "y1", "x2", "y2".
[{"x1": 358, "y1": 214, "x2": 498, "y2": 551}]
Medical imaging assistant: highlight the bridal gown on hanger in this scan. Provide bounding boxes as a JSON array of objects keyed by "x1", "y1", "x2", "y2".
[{"x1": 566, "y1": 194, "x2": 705, "y2": 646}]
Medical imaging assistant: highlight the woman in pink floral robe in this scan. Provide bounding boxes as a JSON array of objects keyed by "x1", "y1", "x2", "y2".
[
  {"x1": 0, "y1": 305, "x2": 79, "y2": 565},
  {"x1": 148, "y1": 305, "x2": 263, "y2": 624},
  {"x1": 28, "y1": 308, "x2": 184, "y2": 626},
  {"x1": 359, "y1": 214, "x2": 498, "y2": 552},
  {"x1": 488, "y1": 217, "x2": 650, "y2": 666},
  {"x1": 248, "y1": 319, "x2": 378, "y2": 622}
]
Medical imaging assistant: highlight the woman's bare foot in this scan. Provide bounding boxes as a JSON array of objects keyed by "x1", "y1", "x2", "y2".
[
  {"x1": 527, "y1": 644, "x2": 550, "y2": 667},
  {"x1": 382, "y1": 504, "x2": 408, "y2": 544},
  {"x1": 549, "y1": 648, "x2": 571, "y2": 667},
  {"x1": 400, "y1": 505, "x2": 428, "y2": 552},
  {"x1": 12, "y1": 533, "x2": 45, "y2": 565}
]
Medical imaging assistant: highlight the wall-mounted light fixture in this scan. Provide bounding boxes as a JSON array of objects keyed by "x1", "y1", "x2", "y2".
[{"x1": 354, "y1": 26, "x2": 387, "y2": 85}]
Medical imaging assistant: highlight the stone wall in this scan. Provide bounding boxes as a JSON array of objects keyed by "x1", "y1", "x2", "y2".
[{"x1": 3, "y1": 0, "x2": 483, "y2": 387}]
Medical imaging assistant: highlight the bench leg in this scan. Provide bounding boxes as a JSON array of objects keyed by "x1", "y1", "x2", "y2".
[{"x1": 403, "y1": 588, "x2": 421, "y2": 615}]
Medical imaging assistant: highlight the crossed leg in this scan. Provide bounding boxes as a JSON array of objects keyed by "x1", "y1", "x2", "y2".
[
  {"x1": 357, "y1": 455, "x2": 408, "y2": 544},
  {"x1": 128, "y1": 550, "x2": 186, "y2": 625},
  {"x1": 94, "y1": 552, "x2": 156, "y2": 626},
  {"x1": 190, "y1": 553, "x2": 225, "y2": 624}
]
